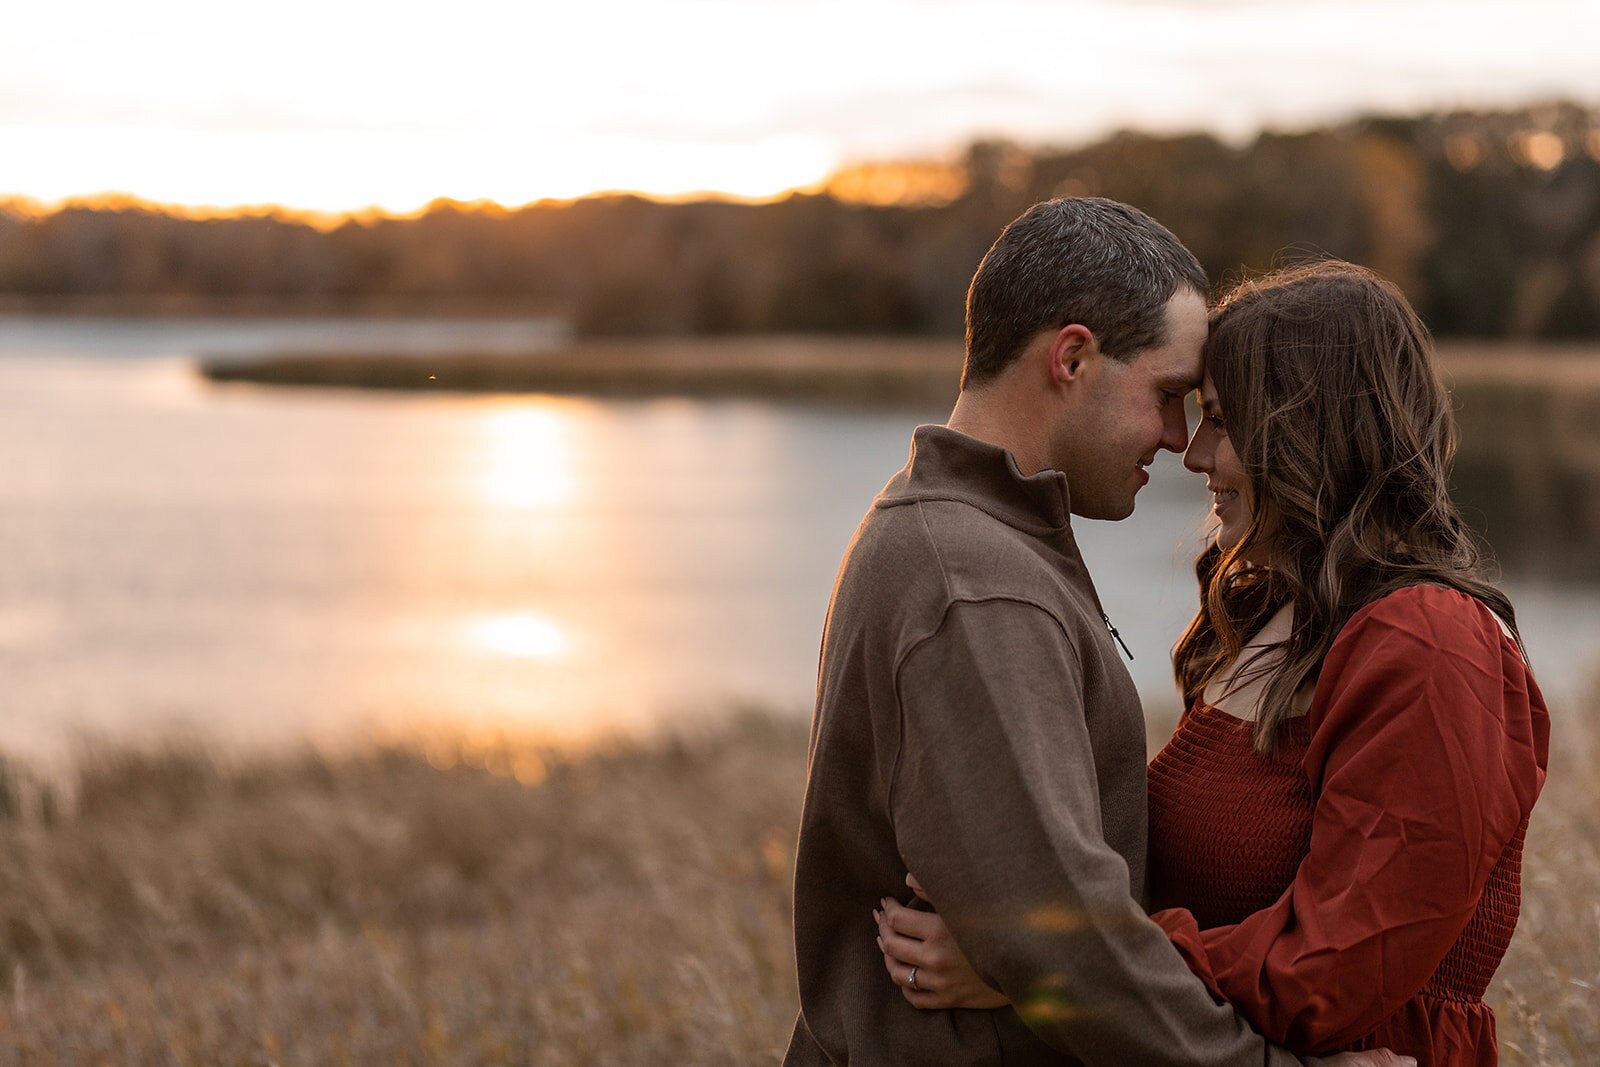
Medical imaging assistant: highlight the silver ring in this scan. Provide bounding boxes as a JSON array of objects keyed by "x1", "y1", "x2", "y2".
[{"x1": 907, "y1": 966, "x2": 920, "y2": 991}]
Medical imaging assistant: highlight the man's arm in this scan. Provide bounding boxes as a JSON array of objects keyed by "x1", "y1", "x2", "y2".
[{"x1": 890, "y1": 598, "x2": 1299, "y2": 1067}]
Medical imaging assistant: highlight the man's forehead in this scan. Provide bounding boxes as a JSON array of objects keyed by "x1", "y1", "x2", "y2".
[
  {"x1": 1157, "y1": 362, "x2": 1204, "y2": 388},
  {"x1": 1164, "y1": 290, "x2": 1208, "y2": 383},
  {"x1": 1126, "y1": 289, "x2": 1206, "y2": 385},
  {"x1": 1149, "y1": 349, "x2": 1204, "y2": 390}
]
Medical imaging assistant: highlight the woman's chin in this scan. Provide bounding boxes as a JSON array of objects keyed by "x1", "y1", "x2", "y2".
[{"x1": 1216, "y1": 529, "x2": 1263, "y2": 564}]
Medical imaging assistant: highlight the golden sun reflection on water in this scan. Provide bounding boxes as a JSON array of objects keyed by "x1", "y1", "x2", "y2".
[
  {"x1": 463, "y1": 611, "x2": 572, "y2": 661},
  {"x1": 475, "y1": 401, "x2": 580, "y2": 511}
]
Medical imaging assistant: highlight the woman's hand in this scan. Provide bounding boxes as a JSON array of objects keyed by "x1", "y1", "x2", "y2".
[
  {"x1": 875, "y1": 875, "x2": 1010, "y2": 1010},
  {"x1": 875, "y1": 882, "x2": 1416, "y2": 1066}
]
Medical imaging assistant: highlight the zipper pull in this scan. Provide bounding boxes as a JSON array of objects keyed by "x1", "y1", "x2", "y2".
[{"x1": 1102, "y1": 612, "x2": 1133, "y2": 660}]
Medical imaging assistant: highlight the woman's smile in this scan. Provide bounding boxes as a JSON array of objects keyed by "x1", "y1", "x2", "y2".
[
  {"x1": 1183, "y1": 373, "x2": 1254, "y2": 553},
  {"x1": 1209, "y1": 484, "x2": 1240, "y2": 513}
]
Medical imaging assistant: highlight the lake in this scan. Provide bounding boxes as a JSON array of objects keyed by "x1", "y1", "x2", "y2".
[{"x1": 1, "y1": 316, "x2": 1597, "y2": 766}]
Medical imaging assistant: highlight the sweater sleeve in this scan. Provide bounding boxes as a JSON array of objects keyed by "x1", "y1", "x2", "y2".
[
  {"x1": 1152, "y1": 586, "x2": 1550, "y2": 1053},
  {"x1": 891, "y1": 597, "x2": 1303, "y2": 1067}
]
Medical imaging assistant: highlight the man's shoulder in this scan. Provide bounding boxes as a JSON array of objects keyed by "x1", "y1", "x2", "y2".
[
  {"x1": 839, "y1": 494, "x2": 1052, "y2": 599},
  {"x1": 857, "y1": 490, "x2": 1051, "y2": 559},
  {"x1": 840, "y1": 494, "x2": 1095, "y2": 632}
]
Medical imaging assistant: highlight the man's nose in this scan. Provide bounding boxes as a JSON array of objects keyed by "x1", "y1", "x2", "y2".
[{"x1": 1160, "y1": 406, "x2": 1190, "y2": 454}]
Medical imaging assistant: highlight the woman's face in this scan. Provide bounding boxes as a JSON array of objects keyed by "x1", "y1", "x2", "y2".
[{"x1": 1183, "y1": 374, "x2": 1256, "y2": 554}]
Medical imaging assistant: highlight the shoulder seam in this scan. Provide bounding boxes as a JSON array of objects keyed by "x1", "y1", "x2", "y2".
[{"x1": 887, "y1": 596, "x2": 1084, "y2": 821}]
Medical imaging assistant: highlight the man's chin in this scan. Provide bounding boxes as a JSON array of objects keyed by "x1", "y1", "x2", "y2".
[{"x1": 1074, "y1": 497, "x2": 1137, "y2": 522}]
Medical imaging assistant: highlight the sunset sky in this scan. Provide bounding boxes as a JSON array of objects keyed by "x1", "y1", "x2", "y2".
[{"x1": 5, "y1": 0, "x2": 1600, "y2": 216}]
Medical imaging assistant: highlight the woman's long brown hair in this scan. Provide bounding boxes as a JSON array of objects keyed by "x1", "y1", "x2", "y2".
[{"x1": 1173, "y1": 260, "x2": 1522, "y2": 753}]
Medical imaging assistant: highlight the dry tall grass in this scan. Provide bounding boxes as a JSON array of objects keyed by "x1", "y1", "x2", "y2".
[
  {"x1": 1488, "y1": 685, "x2": 1600, "y2": 1066},
  {"x1": 0, "y1": 716, "x2": 806, "y2": 1065},
  {"x1": 0, "y1": 696, "x2": 1594, "y2": 1065}
]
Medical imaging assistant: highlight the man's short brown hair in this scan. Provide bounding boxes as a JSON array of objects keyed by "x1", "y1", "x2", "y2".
[{"x1": 963, "y1": 197, "x2": 1207, "y2": 389}]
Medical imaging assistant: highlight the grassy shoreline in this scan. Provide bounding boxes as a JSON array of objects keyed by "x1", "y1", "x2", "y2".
[
  {"x1": 0, "y1": 699, "x2": 1595, "y2": 1064},
  {"x1": 201, "y1": 335, "x2": 968, "y2": 410},
  {"x1": 199, "y1": 336, "x2": 1600, "y2": 398}
]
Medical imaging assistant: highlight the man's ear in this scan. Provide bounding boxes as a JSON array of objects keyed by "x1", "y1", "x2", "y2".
[{"x1": 1047, "y1": 324, "x2": 1097, "y2": 387}]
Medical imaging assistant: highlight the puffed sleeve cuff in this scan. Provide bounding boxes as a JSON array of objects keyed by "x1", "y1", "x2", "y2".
[{"x1": 1151, "y1": 906, "x2": 1227, "y2": 1002}]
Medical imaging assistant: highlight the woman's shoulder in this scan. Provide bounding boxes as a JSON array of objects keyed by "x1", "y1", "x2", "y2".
[
  {"x1": 1343, "y1": 583, "x2": 1506, "y2": 640},
  {"x1": 1324, "y1": 584, "x2": 1519, "y2": 685}
]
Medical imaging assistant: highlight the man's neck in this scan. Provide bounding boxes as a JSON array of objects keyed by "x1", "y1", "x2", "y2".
[{"x1": 947, "y1": 387, "x2": 1050, "y2": 476}]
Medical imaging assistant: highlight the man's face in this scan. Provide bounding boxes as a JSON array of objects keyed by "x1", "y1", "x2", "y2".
[{"x1": 1053, "y1": 288, "x2": 1207, "y2": 521}]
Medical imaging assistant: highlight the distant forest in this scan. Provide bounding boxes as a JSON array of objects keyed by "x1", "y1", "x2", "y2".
[{"x1": 4, "y1": 103, "x2": 1600, "y2": 339}]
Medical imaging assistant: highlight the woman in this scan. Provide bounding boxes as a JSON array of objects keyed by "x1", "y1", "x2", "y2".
[{"x1": 875, "y1": 261, "x2": 1549, "y2": 1066}]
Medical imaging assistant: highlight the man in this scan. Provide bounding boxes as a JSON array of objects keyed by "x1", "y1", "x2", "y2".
[{"x1": 783, "y1": 198, "x2": 1405, "y2": 1066}]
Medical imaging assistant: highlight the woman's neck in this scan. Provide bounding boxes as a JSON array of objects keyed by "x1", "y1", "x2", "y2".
[{"x1": 1202, "y1": 602, "x2": 1301, "y2": 722}]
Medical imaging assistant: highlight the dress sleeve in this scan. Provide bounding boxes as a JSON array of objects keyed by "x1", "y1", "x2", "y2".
[
  {"x1": 892, "y1": 598, "x2": 1302, "y2": 1067},
  {"x1": 1151, "y1": 586, "x2": 1550, "y2": 1053}
]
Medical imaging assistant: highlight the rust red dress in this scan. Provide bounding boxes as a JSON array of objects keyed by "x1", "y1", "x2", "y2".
[{"x1": 1147, "y1": 585, "x2": 1550, "y2": 1067}]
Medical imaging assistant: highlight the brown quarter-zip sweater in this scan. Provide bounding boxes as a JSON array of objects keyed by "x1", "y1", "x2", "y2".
[{"x1": 784, "y1": 426, "x2": 1301, "y2": 1066}]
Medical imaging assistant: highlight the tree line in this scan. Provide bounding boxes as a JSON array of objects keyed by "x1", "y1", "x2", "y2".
[{"x1": 2, "y1": 103, "x2": 1599, "y2": 339}]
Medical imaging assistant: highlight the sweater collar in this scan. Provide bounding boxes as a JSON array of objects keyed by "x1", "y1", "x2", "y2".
[{"x1": 879, "y1": 424, "x2": 1072, "y2": 534}]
